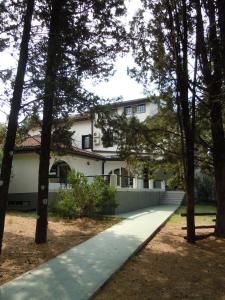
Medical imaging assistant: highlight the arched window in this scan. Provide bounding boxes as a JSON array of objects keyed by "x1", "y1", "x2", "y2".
[{"x1": 49, "y1": 161, "x2": 71, "y2": 187}]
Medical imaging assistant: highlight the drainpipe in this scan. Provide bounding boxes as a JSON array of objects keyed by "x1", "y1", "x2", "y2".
[
  {"x1": 102, "y1": 160, "x2": 105, "y2": 175},
  {"x1": 91, "y1": 114, "x2": 94, "y2": 151}
]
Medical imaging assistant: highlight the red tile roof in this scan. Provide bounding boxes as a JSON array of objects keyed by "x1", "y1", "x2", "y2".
[{"x1": 18, "y1": 135, "x2": 41, "y2": 147}]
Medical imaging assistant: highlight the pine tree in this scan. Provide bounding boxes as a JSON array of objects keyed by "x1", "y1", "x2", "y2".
[
  {"x1": 34, "y1": 0, "x2": 64, "y2": 244},
  {"x1": 193, "y1": 0, "x2": 225, "y2": 237},
  {"x1": 35, "y1": 0, "x2": 126, "y2": 243},
  {"x1": 0, "y1": 0, "x2": 35, "y2": 253},
  {"x1": 128, "y1": 0, "x2": 196, "y2": 242}
]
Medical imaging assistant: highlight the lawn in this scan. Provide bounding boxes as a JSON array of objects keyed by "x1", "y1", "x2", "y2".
[
  {"x1": 0, "y1": 212, "x2": 119, "y2": 285},
  {"x1": 94, "y1": 203, "x2": 225, "y2": 300},
  {"x1": 169, "y1": 203, "x2": 217, "y2": 223}
]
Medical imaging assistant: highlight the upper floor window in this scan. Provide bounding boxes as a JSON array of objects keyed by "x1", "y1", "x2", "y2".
[
  {"x1": 124, "y1": 104, "x2": 146, "y2": 115},
  {"x1": 82, "y1": 135, "x2": 92, "y2": 149},
  {"x1": 102, "y1": 129, "x2": 113, "y2": 148},
  {"x1": 124, "y1": 106, "x2": 133, "y2": 115},
  {"x1": 136, "y1": 104, "x2": 146, "y2": 113}
]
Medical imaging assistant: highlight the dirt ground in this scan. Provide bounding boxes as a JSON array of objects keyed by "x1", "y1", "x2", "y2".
[
  {"x1": 0, "y1": 213, "x2": 118, "y2": 285},
  {"x1": 2, "y1": 207, "x2": 225, "y2": 300},
  {"x1": 95, "y1": 216, "x2": 225, "y2": 300}
]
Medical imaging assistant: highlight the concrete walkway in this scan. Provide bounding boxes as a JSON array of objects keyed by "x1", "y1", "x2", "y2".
[{"x1": 0, "y1": 204, "x2": 179, "y2": 300}]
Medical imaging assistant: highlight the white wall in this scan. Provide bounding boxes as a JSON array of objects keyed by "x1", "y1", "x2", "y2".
[
  {"x1": 27, "y1": 101, "x2": 158, "y2": 156},
  {"x1": 9, "y1": 153, "x2": 39, "y2": 193},
  {"x1": 70, "y1": 120, "x2": 92, "y2": 149},
  {"x1": 9, "y1": 152, "x2": 103, "y2": 194},
  {"x1": 92, "y1": 102, "x2": 158, "y2": 154},
  {"x1": 49, "y1": 155, "x2": 102, "y2": 176},
  {"x1": 104, "y1": 160, "x2": 127, "y2": 175}
]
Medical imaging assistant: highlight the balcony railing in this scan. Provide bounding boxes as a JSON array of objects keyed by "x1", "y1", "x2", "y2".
[{"x1": 48, "y1": 175, "x2": 166, "y2": 191}]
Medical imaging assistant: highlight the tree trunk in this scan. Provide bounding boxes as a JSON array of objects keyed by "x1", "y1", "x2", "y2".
[
  {"x1": 195, "y1": 0, "x2": 225, "y2": 237},
  {"x1": 185, "y1": 138, "x2": 195, "y2": 243},
  {"x1": 215, "y1": 0, "x2": 225, "y2": 237},
  {"x1": 0, "y1": 0, "x2": 34, "y2": 254},
  {"x1": 216, "y1": 0, "x2": 225, "y2": 76},
  {"x1": 166, "y1": 0, "x2": 195, "y2": 242},
  {"x1": 35, "y1": 0, "x2": 63, "y2": 244},
  {"x1": 211, "y1": 100, "x2": 225, "y2": 237}
]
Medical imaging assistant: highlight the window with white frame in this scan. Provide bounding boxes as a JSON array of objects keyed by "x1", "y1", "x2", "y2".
[
  {"x1": 124, "y1": 106, "x2": 133, "y2": 115},
  {"x1": 136, "y1": 104, "x2": 146, "y2": 113},
  {"x1": 124, "y1": 104, "x2": 146, "y2": 115}
]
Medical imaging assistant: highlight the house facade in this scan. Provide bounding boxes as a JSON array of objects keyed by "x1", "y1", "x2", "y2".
[{"x1": 8, "y1": 98, "x2": 164, "y2": 210}]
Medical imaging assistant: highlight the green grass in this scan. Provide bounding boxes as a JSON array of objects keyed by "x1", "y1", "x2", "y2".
[
  {"x1": 7, "y1": 203, "x2": 217, "y2": 226},
  {"x1": 6, "y1": 210, "x2": 123, "y2": 224},
  {"x1": 7, "y1": 210, "x2": 37, "y2": 218},
  {"x1": 169, "y1": 203, "x2": 217, "y2": 224},
  {"x1": 6, "y1": 210, "x2": 65, "y2": 222}
]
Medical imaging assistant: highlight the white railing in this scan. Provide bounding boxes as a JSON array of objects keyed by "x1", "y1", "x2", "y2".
[{"x1": 49, "y1": 175, "x2": 166, "y2": 191}]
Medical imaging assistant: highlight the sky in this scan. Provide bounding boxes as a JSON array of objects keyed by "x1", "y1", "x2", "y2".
[
  {"x1": 0, "y1": 0, "x2": 145, "y2": 123},
  {"x1": 83, "y1": 53, "x2": 145, "y2": 100}
]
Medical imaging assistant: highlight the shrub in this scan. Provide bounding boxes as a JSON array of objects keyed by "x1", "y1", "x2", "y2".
[
  {"x1": 68, "y1": 171, "x2": 95, "y2": 216},
  {"x1": 51, "y1": 170, "x2": 117, "y2": 217},
  {"x1": 51, "y1": 189, "x2": 75, "y2": 218},
  {"x1": 91, "y1": 176, "x2": 117, "y2": 215}
]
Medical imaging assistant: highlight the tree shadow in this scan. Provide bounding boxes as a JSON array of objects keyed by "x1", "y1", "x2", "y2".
[
  {"x1": 95, "y1": 226, "x2": 225, "y2": 300},
  {"x1": 0, "y1": 226, "x2": 161, "y2": 300},
  {"x1": 0, "y1": 217, "x2": 113, "y2": 287}
]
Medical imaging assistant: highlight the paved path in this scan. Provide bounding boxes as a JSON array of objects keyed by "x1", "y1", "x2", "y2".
[{"x1": 0, "y1": 204, "x2": 179, "y2": 300}]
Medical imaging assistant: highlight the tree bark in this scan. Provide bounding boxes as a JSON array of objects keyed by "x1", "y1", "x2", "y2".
[
  {"x1": 216, "y1": 0, "x2": 225, "y2": 76},
  {"x1": 195, "y1": 0, "x2": 225, "y2": 237},
  {"x1": 215, "y1": 0, "x2": 225, "y2": 236},
  {"x1": 0, "y1": 0, "x2": 34, "y2": 254},
  {"x1": 35, "y1": 0, "x2": 63, "y2": 244},
  {"x1": 167, "y1": 0, "x2": 196, "y2": 242}
]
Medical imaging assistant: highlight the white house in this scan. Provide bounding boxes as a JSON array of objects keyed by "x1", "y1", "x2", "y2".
[{"x1": 8, "y1": 98, "x2": 165, "y2": 210}]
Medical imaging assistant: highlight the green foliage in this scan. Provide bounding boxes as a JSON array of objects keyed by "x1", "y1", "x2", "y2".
[
  {"x1": 51, "y1": 190, "x2": 76, "y2": 218},
  {"x1": 51, "y1": 170, "x2": 117, "y2": 218},
  {"x1": 0, "y1": 149, "x2": 2, "y2": 168},
  {"x1": 96, "y1": 101, "x2": 184, "y2": 187},
  {"x1": 0, "y1": 124, "x2": 5, "y2": 168},
  {"x1": 0, "y1": 123, "x2": 6, "y2": 145},
  {"x1": 195, "y1": 175, "x2": 215, "y2": 203},
  {"x1": 68, "y1": 171, "x2": 95, "y2": 217},
  {"x1": 91, "y1": 176, "x2": 117, "y2": 215}
]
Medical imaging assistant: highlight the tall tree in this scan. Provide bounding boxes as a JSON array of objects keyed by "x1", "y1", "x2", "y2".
[
  {"x1": 166, "y1": 0, "x2": 196, "y2": 242},
  {"x1": 35, "y1": 0, "x2": 64, "y2": 244},
  {"x1": 193, "y1": 0, "x2": 225, "y2": 237},
  {"x1": 129, "y1": 0, "x2": 196, "y2": 242},
  {"x1": 35, "y1": 0, "x2": 126, "y2": 243},
  {"x1": 0, "y1": 0, "x2": 35, "y2": 253},
  {"x1": 216, "y1": 0, "x2": 225, "y2": 77}
]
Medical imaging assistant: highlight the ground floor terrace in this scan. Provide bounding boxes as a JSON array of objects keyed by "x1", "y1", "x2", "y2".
[{"x1": 8, "y1": 151, "x2": 173, "y2": 211}]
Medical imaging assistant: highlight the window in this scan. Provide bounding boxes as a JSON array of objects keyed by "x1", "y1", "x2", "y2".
[
  {"x1": 49, "y1": 161, "x2": 71, "y2": 187},
  {"x1": 137, "y1": 104, "x2": 146, "y2": 113},
  {"x1": 82, "y1": 135, "x2": 92, "y2": 149},
  {"x1": 124, "y1": 104, "x2": 146, "y2": 115},
  {"x1": 154, "y1": 180, "x2": 162, "y2": 189},
  {"x1": 124, "y1": 106, "x2": 133, "y2": 115},
  {"x1": 102, "y1": 129, "x2": 113, "y2": 148}
]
